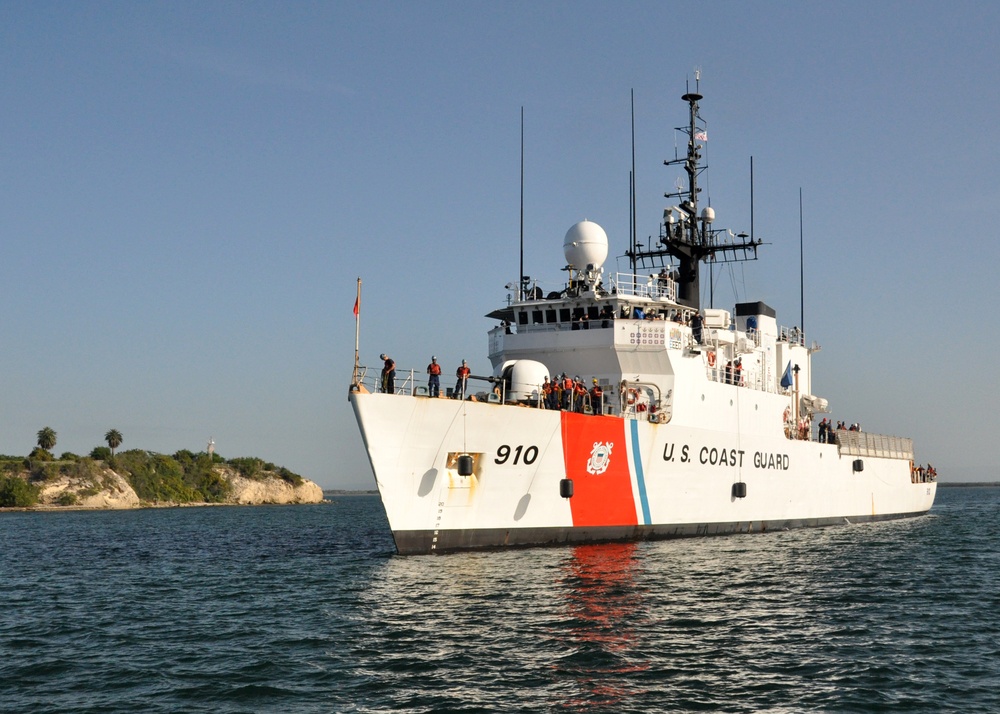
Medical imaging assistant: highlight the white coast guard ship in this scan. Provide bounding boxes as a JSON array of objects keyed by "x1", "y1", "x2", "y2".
[{"x1": 349, "y1": 88, "x2": 936, "y2": 554}]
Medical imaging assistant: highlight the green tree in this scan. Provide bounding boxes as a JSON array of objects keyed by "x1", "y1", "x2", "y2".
[
  {"x1": 0, "y1": 475, "x2": 39, "y2": 507},
  {"x1": 104, "y1": 429, "x2": 123, "y2": 456},
  {"x1": 36, "y1": 427, "x2": 57, "y2": 452}
]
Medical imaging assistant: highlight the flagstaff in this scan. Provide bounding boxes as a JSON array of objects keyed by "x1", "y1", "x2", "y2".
[{"x1": 352, "y1": 277, "x2": 361, "y2": 389}]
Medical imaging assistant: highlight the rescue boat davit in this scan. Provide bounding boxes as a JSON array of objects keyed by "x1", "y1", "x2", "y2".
[{"x1": 348, "y1": 86, "x2": 936, "y2": 554}]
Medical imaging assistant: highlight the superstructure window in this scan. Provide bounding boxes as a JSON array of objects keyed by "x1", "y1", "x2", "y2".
[
  {"x1": 518, "y1": 311, "x2": 528, "y2": 325},
  {"x1": 545, "y1": 309, "x2": 557, "y2": 323},
  {"x1": 559, "y1": 308, "x2": 571, "y2": 323},
  {"x1": 532, "y1": 310, "x2": 542, "y2": 324}
]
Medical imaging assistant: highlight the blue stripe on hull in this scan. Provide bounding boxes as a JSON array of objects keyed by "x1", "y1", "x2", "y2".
[{"x1": 629, "y1": 419, "x2": 651, "y2": 525}]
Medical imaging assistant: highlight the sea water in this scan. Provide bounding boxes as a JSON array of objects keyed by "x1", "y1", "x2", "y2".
[{"x1": 1, "y1": 486, "x2": 998, "y2": 713}]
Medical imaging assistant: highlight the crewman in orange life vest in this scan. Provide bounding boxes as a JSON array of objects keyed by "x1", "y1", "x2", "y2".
[
  {"x1": 541, "y1": 377, "x2": 553, "y2": 409},
  {"x1": 426, "y1": 356, "x2": 441, "y2": 398},
  {"x1": 561, "y1": 373, "x2": 574, "y2": 410},
  {"x1": 590, "y1": 379, "x2": 604, "y2": 414},
  {"x1": 455, "y1": 359, "x2": 471, "y2": 399}
]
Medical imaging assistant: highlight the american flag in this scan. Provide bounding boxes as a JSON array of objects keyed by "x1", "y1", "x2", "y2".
[{"x1": 694, "y1": 130, "x2": 707, "y2": 141}]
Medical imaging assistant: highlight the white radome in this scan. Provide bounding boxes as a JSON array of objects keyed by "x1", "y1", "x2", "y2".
[{"x1": 563, "y1": 220, "x2": 609, "y2": 270}]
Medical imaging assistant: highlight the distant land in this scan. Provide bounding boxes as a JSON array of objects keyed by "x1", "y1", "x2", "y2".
[{"x1": 0, "y1": 448, "x2": 323, "y2": 509}]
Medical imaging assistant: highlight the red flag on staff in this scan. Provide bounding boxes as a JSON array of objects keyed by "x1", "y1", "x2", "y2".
[{"x1": 353, "y1": 296, "x2": 359, "y2": 317}]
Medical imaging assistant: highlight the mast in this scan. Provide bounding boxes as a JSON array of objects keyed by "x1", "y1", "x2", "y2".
[
  {"x1": 519, "y1": 107, "x2": 525, "y2": 300},
  {"x1": 799, "y1": 187, "x2": 805, "y2": 335},
  {"x1": 630, "y1": 89, "x2": 637, "y2": 275},
  {"x1": 627, "y1": 85, "x2": 761, "y2": 311}
]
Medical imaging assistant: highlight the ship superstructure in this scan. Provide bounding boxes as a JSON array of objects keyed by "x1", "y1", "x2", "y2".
[{"x1": 349, "y1": 87, "x2": 936, "y2": 554}]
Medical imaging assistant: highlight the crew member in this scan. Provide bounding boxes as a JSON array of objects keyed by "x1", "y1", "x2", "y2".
[
  {"x1": 573, "y1": 377, "x2": 588, "y2": 412},
  {"x1": 561, "y1": 373, "x2": 573, "y2": 410},
  {"x1": 380, "y1": 353, "x2": 396, "y2": 394},
  {"x1": 691, "y1": 311, "x2": 704, "y2": 344},
  {"x1": 455, "y1": 359, "x2": 471, "y2": 399},
  {"x1": 426, "y1": 356, "x2": 441, "y2": 398},
  {"x1": 590, "y1": 379, "x2": 604, "y2": 415},
  {"x1": 551, "y1": 378, "x2": 563, "y2": 410}
]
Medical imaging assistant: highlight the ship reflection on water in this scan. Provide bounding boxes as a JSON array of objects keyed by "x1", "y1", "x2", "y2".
[
  {"x1": 556, "y1": 542, "x2": 652, "y2": 710},
  {"x1": 357, "y1": 540, "x2": 659, "y2": 710},
  {"x1": 352, "y1": 516, "x2": 953, "y2": 711}
]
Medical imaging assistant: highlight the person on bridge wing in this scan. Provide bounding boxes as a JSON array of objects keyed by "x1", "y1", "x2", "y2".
[{"x1": 691, "y1": 311, "x2": 704, "y2": 344}]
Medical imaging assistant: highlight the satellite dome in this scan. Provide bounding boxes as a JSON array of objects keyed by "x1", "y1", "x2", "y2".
[
  {"x1": 563, "y1": 221, "x2": 609, "y2": 270},
  {"x1": 701, "y1": 206, "x2": 715, "y2": 223}
]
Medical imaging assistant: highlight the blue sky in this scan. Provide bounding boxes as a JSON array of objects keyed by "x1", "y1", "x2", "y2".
[{"x1": 3, "y1": 1, "x2": 997, "y2": 488}]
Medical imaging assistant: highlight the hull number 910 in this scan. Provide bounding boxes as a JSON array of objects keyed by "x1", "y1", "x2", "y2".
[{"x1": 495, "y1": 444, "x2": 539, "y2": 465}]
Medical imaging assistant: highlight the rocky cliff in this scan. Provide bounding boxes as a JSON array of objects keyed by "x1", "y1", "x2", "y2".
[{"x1": 10, "y1": 461, "x2": 324, "y2": 509}]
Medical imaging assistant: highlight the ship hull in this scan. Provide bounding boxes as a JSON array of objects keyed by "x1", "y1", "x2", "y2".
[
  {"x1": 392, "y1": 511, "x2": 931, "y2": 554},
  {"x1": 351, "y1": 392, "x2": 936, "y2": 555}
]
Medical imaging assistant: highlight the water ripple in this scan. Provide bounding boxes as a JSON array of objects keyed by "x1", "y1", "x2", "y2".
[{"x1": 1, "y1": 490, "x2": 998, "y2": 713}]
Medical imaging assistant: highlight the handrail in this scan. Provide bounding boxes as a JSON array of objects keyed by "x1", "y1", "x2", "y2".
[
  {"x1": 778, "y1": 325, "x2": 805, "y2": 346},
  {"x1": 835, "y1": 430, "x2": 914, "y2": 460},
  {"x1": 611, "y1": 272, "x2": 677, "y2": 302},
  {"x1": 619, "y1": 379, "x2": 670, "y2": 422}
]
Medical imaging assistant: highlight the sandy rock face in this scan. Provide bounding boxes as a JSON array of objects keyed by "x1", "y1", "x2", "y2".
[
  {"x1": 37, "y1": 470, "x2": 141, "y2": 509},
  {"x1": 10, "y1": 460, "x2": 324, "y2": 509},
  {"x1": 226, "y1": 474, "x2": 325, "y2": 504}
]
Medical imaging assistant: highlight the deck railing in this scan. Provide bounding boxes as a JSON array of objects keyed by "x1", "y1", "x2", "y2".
[
  {"x1": 834, "y1": 430, "x2": 914, "y2": 461},
  {"x1": 610, "y1": 272, "x2": 677, "y2": 302}
]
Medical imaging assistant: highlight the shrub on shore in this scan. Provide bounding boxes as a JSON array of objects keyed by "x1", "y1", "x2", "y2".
[{"x1": 0, "y1": 475, "x2": 40, "y2": 507}]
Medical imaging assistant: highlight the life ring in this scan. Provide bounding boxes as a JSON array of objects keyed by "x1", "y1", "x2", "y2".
[
  {"x1": 627, "y1": 389, "x2": 637, "y2": 405},
  {"x1": 707, "y1": 351, "x2": 716, "y2": 367}
]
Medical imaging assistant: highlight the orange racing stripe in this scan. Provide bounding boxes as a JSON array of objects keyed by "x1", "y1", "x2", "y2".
[{"x1": 560, "y1": 412, "x2": 637, "y2": 527}]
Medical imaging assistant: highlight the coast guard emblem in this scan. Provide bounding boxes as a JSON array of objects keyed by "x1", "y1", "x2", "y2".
[{"x1": 586, "y1": 441, "x2": 612, "y2": 475}]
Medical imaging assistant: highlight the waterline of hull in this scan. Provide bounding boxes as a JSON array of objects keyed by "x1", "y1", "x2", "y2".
[{"x1": 393, "y1": 509, "x2": 933, "y2": 555}]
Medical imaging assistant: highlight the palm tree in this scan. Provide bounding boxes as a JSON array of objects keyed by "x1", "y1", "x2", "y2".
[
  {"x1": 36, "y1": 426, "x2": 57, "y2": 452},
  {"x1": 104, "y1": 429, "x2": 123, "y2": 456}
]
